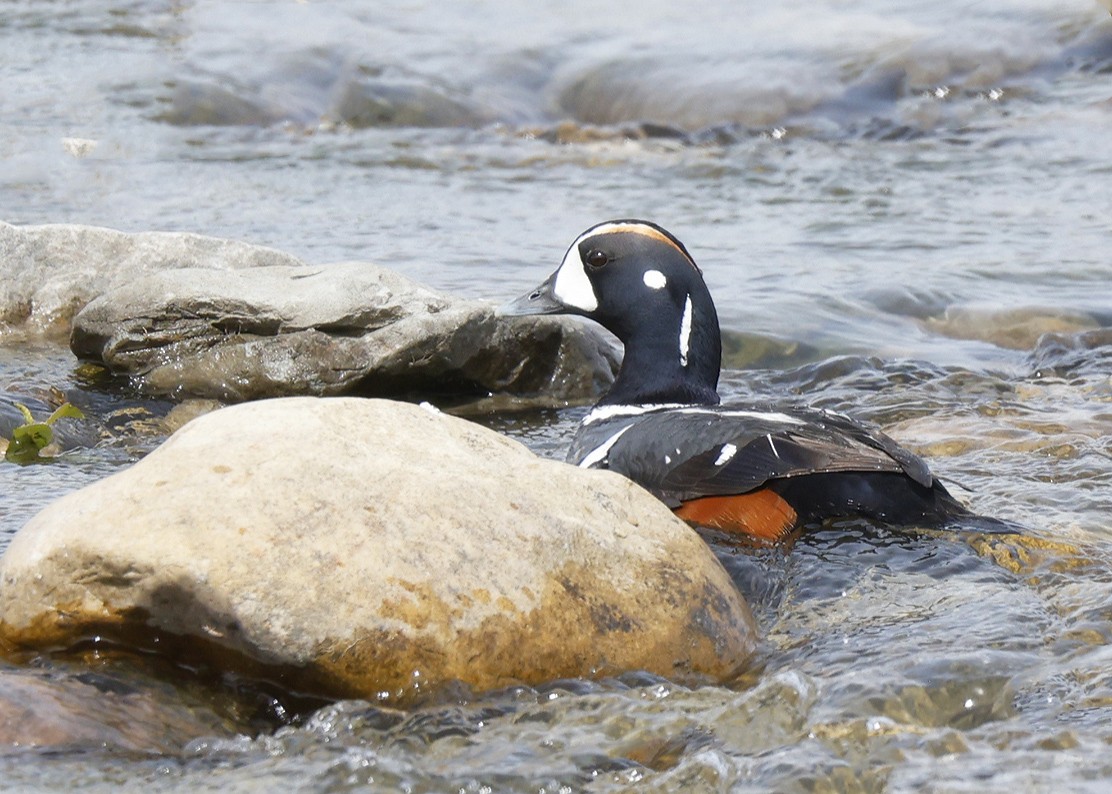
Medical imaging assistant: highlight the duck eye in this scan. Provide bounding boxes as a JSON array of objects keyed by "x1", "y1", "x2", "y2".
[{"x1": 584, "y1": 249, "x2": 609, "y2": 269}]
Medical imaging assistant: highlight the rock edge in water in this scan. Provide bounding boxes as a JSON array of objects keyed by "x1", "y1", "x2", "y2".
[
  {"x1": 0, "y1": 397, "x2": 756, "y2": 703},
  {"x1": 0, "y1": 221, "x2": 620, "y2": 407},
  {"x1": 0, "y1": 221, "x2": 301, "y2": 336}
]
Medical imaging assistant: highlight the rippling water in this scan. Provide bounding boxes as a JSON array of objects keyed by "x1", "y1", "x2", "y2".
[{"x1": 2, "y1": 0, "x2": 1111, "y2": 790}]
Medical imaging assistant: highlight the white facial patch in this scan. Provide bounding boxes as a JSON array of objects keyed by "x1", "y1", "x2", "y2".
[
  {"x1": 553, "y1": 246, "x2": 604, "y2": 311},
  {"x1": 679, "y1": 294, "x2": 693, "y2": 367},
  {"x1": 552, "y1": 247, "x2": 599, "y2": 312},
  {"x1": 714, "y1": 443, "x2": 738, "y2": 467},
  {"x1": 642, "y1": 269, "x2": 667, "y2": 290}
]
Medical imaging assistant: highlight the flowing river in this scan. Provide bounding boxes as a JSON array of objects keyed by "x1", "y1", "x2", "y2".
[{"x1": 1, "y1": 0, "x2": 1111, "y2": 790}]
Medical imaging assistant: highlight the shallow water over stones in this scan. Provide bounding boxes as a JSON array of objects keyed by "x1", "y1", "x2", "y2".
[
  {"x1": 1, "y1": 332, "x2": 1109, "y2": 790},
  {"x1": 2, "y1": 0, "x2": 1112, "y2": 789}
]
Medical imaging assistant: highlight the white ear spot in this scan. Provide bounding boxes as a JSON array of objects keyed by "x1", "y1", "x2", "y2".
[
  {"x1": 552, "y1": 249, "x2": 599, "y2": 312},
  {"x1": 679, "y1": 294, "x2": 693, "y2": 367},
  {"x1": 642, "y1": 269, "x2": 667, "y2": 290}
]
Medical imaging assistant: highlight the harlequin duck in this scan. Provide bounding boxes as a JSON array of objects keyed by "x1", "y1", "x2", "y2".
[{"x1": 500, "y1": 219, "x2": 972, "y2": 542}]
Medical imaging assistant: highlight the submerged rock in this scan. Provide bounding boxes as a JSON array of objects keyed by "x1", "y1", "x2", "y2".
[
  {"x1": 71, "y1": 262, "x2": 619, "y2": 405},
  {"x1": 0, "y1": 668, "x2": 238, "y2": 754},
  {"x1": 0, "y1": 398, "x2": 756, "y2": 703},
  {"x1": 923, "y1": 305, "x2": 1100, "y2": 350},
  {"x1": 330, "y1": 76, "x2": 495, "y2": 128},
  {"x1": 1028, "y1": 328, "x2": 1112, "y2": 379}
]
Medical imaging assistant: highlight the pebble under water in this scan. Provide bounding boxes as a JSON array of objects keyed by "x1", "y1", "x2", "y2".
[{"x1": 2, "y1": 0, "x2": 1112, "y2": 790}]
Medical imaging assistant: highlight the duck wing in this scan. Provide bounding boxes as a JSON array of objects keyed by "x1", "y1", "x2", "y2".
[{"x1": 572, "y1": 405, "x2": 933, "y2": 506}]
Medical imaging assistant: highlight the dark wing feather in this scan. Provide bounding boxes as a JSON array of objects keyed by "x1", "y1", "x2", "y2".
[
  {"x1": 804, "y1": 409, "x2": 933, "y2": 487},
  {"x1": 601, "y1": 411, "x2": 784, "y2": 491},
  {"x1": 581, "y1": 406, "x2": 933, "y2": 504}
]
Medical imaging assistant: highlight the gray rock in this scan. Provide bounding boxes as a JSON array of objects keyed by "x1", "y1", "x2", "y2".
[
  {"x1": 0, "y1": 397, "x2": 757, "y2": 703},
  {"x1": 0, "y1": 221, "x2": 301, "y2": 338},
  {"x1": 71, "y1": 262, "x2": 619, "y2": 405},
  {"x1": 0, "y1": 221, "x2": 619, "y2": 405},
  {"x1": 0, "y1": 669, "x2": 237, "y2": 754}
]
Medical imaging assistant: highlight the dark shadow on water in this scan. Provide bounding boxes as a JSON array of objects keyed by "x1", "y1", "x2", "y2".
[{"x1": 704, "y1": 515, "x2": 1037, "y2": 624}]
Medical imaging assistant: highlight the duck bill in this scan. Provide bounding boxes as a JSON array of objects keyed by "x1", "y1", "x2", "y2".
[{"x1": 497, "y1": 273, "x2": 568, "y2": 317}]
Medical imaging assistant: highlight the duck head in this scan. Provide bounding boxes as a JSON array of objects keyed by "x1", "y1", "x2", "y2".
[{"x1": 502, "y1": 220, "x2": 722, "y2": 406}]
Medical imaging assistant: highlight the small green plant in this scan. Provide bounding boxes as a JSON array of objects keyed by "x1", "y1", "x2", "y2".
[{"x1": 4, "y1": 402, "x2": 85, "y2": 464}]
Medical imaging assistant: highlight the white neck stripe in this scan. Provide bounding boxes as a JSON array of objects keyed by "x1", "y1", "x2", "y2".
[{"x1": 679, "y1": 294, "x2": 693, "y2": 367}]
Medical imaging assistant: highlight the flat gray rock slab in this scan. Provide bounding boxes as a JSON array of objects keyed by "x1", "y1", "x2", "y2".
[
  {"x1": 71, "y1": 262, "x2": 619, "y2": 404},
  {"x1": 0, "y1": 221, "x2": 300, "y2": 337},
  {"x1": 0, "y1": 221, "x2": 618, "y2": 405}
]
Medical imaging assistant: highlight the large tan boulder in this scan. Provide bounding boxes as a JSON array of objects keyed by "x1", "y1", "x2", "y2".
[{"x1": 0, "y1": 398, "x2": 755, "y2": 702}]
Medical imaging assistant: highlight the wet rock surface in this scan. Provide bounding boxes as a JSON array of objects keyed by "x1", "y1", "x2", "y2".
[
  {"x1": 70, "y1": 262, "x2": 619, "y2": 405},
  {"x1": 0, "y1": 666, "x2": 238, "y2": 755},
  {"x1": 0, "y1": 397, "x2": 756, "y2": 703},
  {"x1": 0, "y1": 221, "x2": 301, "y2": 339},
  {"x1": 0, "y1": 221, "x2": 619, "y2": 406}
]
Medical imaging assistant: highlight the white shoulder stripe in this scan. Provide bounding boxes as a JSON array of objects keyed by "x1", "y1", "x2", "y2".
[
  {"x1": 583, "y1": 403, "x2": 689, "y2": 425},
  {"x1": 583, "y1": 404, "x2": 806, "y2": 426},
  {"x1": 675, "y1": 407, "x2": 805, "y2": 425},
  {"x1": 578, "y1": 425, "x2": 633, "y2": 468}
]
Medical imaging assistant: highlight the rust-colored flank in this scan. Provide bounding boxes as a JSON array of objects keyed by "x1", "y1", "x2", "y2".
[{"x1": 674, "y1": 489, "x2": 799, "y2": 542}]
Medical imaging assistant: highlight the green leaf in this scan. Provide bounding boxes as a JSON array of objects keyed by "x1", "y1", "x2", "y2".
[
  {"x1": 12, "y1": 423, "x2": 53, "y2": 450},
  {"x1": 14, "y1": 403, "x2": 34, "y2": 425},
  {"x1": 46, "y1": 403, "x2": 84, "y2": 425},
  {"x1": 5, "y1": 423, "x2": 52, "y2": 463},
  {"x1": 4, "y1": 401, "x2": 83, "y2": 464}
]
